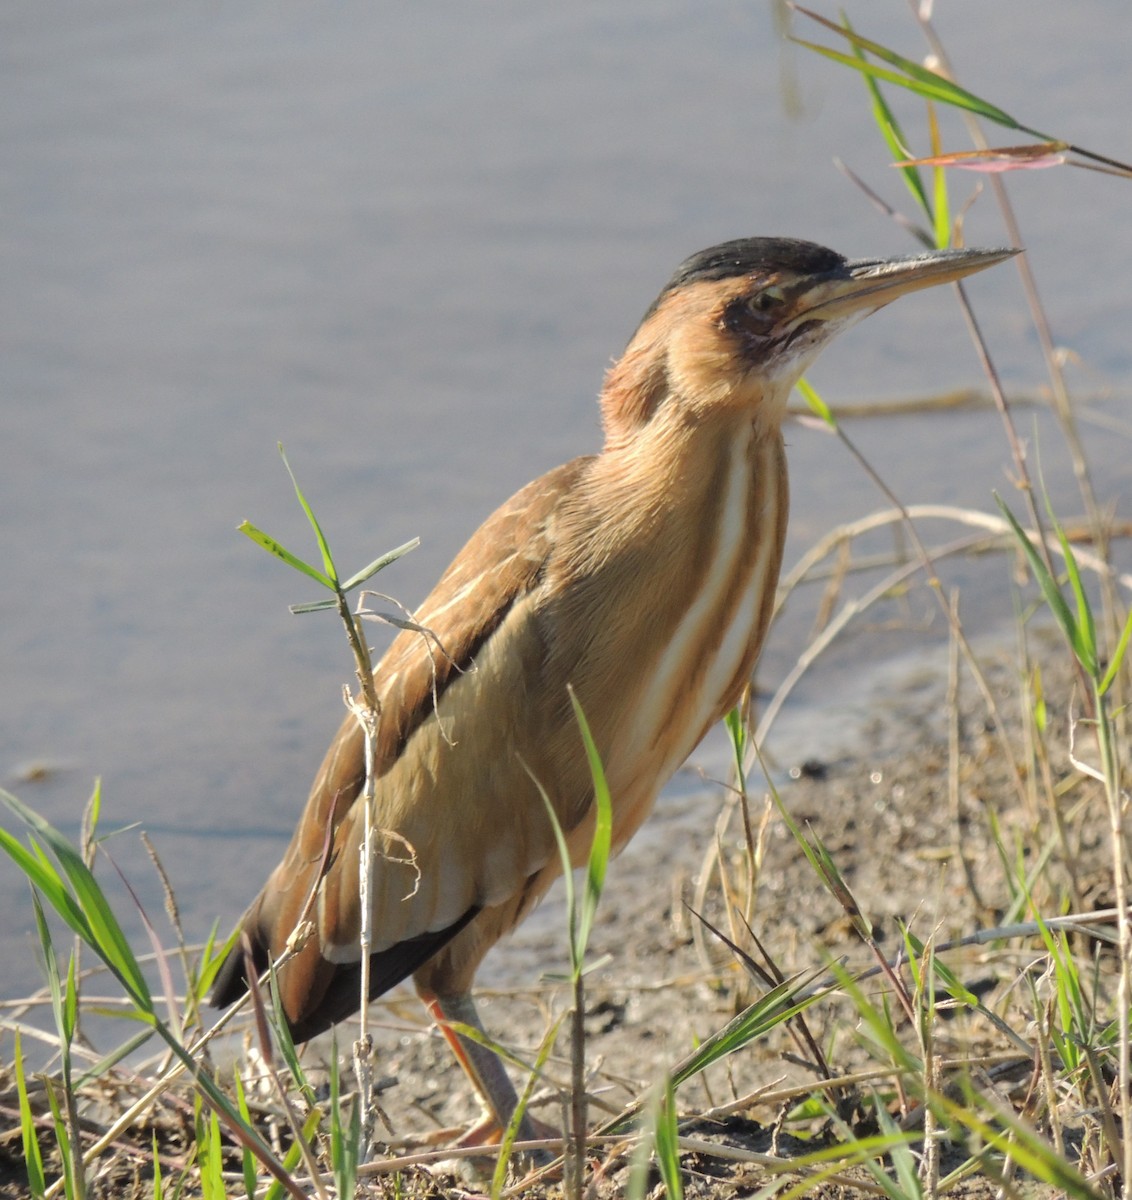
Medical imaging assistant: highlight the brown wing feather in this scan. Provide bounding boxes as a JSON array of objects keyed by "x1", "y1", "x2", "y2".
[{"x1": 211, "y1": 457, "x2": 591, "y2": 1034}]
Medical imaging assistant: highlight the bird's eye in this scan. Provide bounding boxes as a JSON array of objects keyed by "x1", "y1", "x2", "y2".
[
  {"x1": 748, "y1": 285, "x2": 785, "y2": 314},
  {"x1": 722, "y1": 285, "x2": 786, "y2": 338}
]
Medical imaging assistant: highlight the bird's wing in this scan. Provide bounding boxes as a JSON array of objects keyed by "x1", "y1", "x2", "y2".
[{"x1": 212, "y1": 456, "x2": 594, "y2": 1028}]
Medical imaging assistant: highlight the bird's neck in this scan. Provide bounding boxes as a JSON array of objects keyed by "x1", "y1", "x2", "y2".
[
  {"x1": 555, "y1": 395, "x2": 789, "y2": 848},
  {"x1": 600, "y1": 336, "x2": 793, "y2": 453},
  {"x1": 593, "y1": 377, "x2": 788, "y2": 523}
]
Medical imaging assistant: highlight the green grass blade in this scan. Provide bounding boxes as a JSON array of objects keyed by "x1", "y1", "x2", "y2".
[
  {"x1": 928, "y1": 104, "x2": 952, "y2": 249},
  {"x1": 900, "y1": 926, "x2": 978, "y2": 1007},
  {"x1": 86, "y1": 780, "x2": 102, "y2": 843},
  {"x1": 627, "y1": 1078, "x2": 684, "y2": 1200},
  {"x1": 625, "y1": 1083, "x2": 658, "y2": 1200},
  {"x1": 793, "y1": 37, "x2": 1021, "y2": 126},
  {"x1": 201, "y1": 1108, "x2": 226, "y2": 1200},
  {"x1": 233, "y1": 1072, "x2": 260, "y2": 1200},
  {"x1": 994, "y1": 495, "x2": 1091, "y2": 673},
  {"x1": 3, "y1": 797, "x2": 297, "y2": 1192},
  {"x1": 14, "y1": 1032, "x2": 47, "y2": 1200},
  {"x1": 329, "y1": 1045, "x2": 359, "y2": 1200},
  {"x1": 873, "y1": 1095, "x2": 922, "y2": 1199},
  {"x1": 828, "y1": 960, "x2": 920, "y2": 1074},
  {"x1": 1036, "y1": 441, "x2": 1098, "y2": 675},
  {"x1": 30, "y1": 801, "x2": 152, "y2": 1007},
  {"x1": 238, "y1": 521, "x2": 335, "y2": 590},
  {"x1": 795, "y1": 377, "x2": 836, "y2": 428},
  {"x1": 267, "y1": 965, "x2": 316, "y2": 1108},
  {"x1": 188, "y1": 1066, "x2": 294, "y2": 1197},
  {"x1": 0, "y1": 828, "x2": 91, "y2": 940},
  {"x1": 196, "y1": 923, "x2": 241, "y2": 1000},
  {"x1": 491, "y1": 1013, "x2": 567, "y2": 1198},
  {"x1": 288, "y1": 597, "x2": 339, "y2": 614},
  {"x1": 264, "y1": 1164, "x2": 291, "y2": 1200},
  {"x1": 74, "y1": 1028, "x2": 158, "y2": 1090},
  {"x1": 339, "y1": 537, "x2": 421, "y2": 592},
  {"x1": 667, "y1": 965, "x2": 829, "y2": 1090},
  {"x1": 31, "y1": 890, "x2": 72, "y2": 1065},
  {"x1": 844, "y1": 13, "x2": 931, "y2": 220},
  {"x1": 749, "y1": 1133, "x2": 931, "y2": 1200},
  {"x1": 821, "y1": 1093, "x2": 920, "y2": 1200},
  {"x1": 1051, "y1": 518, "x2": 1098, "y2": 678},
  {"x1": 343, "y1": 1097, "x2": 361, "y2": 1198},
  {"x1": 655, "y1": 1074, "x2": 684, "y2": 1200},
  {"x1": 1, "y1": 789, "x2": 152, "y2": 1009},
  {"x1": 723, "y1": 707, "x2": 748, "y2": 782},
  {"x1": 42, "y1": 1082, "x2": 77, "y2": 1200},
  {"x1": 568, "y1": 689, "x2": 613, "y2": 964},
  {"x1": 1032, "y1": 921, "x2": 1087, "y2": 1073},
  {"x1": 530, "y1": 764, "x2": 579, "y2": 970},
  {"x1": 440, "y1": 1016, "x2": 544, "y2": 1079},
  {"x1": 63, "y1": 951, "x2": 78, "y2": 1045},
  {"x1": 277, "y1": 443, "x2": 338, "y2": 583},
  {"x1": 935, "y1": 1091, "x2": 1102, "y2": 1198},
  {"x1": 1099, "y1": 605, "x2": 1132, "y2": 696},
  {"x1": 150, "y1": 1131, "x2": 163, "y2": 1200},
  {"x1": 772, "y1": 788, "x2": 871, "y2": 941},
  {"x1": 792, "y1": 8, "x2": 1025, "y2": 129}
]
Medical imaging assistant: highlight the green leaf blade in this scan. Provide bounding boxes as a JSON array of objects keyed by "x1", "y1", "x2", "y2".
[
  {"x1": 238, "y1": 521, "x2": 335, "y2": 590},
  {"x1": 994, "y1": 496, "x2": 1086, "y2": 671},
  {"x1": 0, "y1": 789, "x2": 152, "y2": 1010},
  {"x1": 277, "y1": 444, "x2": 338, "y2": 584},
  {"x1": 796, "y1": 377, "x2": 836, "y2": 428},
  {"x1": 568, "y1": 689, "x2": 613, "y2": 966},
  {"x1": 1099, "y1": 605, "x2": 1132, "y2": 696},
  {"x1": 0, "y1": 827, "x2": 91, "y2": 941},
  {"x1": 844, "y1": 14, "x2": 931, "y2": 221},
  {"x1": 792, "y1": 8, "x2": 1023, "y2": 128},
  {"x1": 14, "y1": 1032, "x2": 47, "y2": 1200},
  {"x1": 340, "y1": 537, "x2": 421, "y2": 592}
]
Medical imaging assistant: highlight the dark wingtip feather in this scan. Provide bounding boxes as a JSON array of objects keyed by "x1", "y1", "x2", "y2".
[{"x1": 209, "y1": 905, "x2": 482, "y2": 1044}]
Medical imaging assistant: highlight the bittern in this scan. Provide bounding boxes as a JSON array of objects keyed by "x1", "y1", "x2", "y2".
[{"x1": 212, "y1": 237, "x2": 1013, "y2": 1145}]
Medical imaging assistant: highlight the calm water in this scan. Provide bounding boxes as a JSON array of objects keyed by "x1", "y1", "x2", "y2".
[{"x1": 3, "y1": 3, "x2": 1130, "y2": 999}]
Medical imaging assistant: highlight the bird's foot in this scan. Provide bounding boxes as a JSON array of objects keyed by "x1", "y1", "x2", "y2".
[{"x1": 450, "y1": 1108, "x2": 559, "y2": 1170}]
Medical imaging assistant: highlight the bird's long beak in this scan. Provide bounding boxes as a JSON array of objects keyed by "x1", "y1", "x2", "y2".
[{"x1": 801, "y1": 245, "x2": 1018, "y2": 323}]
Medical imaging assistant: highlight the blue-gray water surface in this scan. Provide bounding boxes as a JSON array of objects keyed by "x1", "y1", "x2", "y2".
[{"x1": 3, "y1": 2, "x2": 1130, "y2": 1002}]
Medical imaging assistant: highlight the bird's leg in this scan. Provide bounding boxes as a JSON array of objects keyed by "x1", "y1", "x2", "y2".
[{"x1": 422, "y1": 991, "x2": 550, "y2": 1158}]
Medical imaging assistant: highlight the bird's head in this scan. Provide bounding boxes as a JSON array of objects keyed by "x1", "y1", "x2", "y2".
[{"x1": 602, "y1": 237, "x2": 1016, "y2": 443}]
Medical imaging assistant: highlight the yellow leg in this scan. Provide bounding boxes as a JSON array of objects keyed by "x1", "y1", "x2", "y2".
[{"x1": 423, "y1": 991, "x2": 551, "y2": 1161}]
